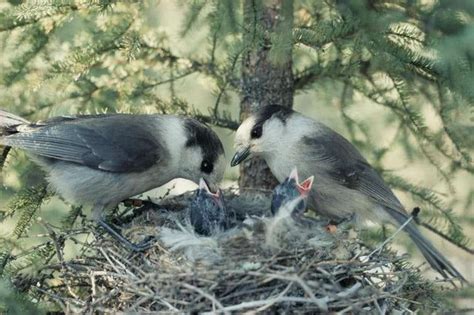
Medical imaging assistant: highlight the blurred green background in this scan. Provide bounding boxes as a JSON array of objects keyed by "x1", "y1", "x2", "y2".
[{"x1": 0, "y1": 1, "x2": 472, "y2": 308}]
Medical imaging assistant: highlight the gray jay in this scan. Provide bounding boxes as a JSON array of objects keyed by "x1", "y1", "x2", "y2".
[
  {"x1": 0, "y1": 109, "x2": 225, "y2": 251},
  {"x1": 231, "y1": 105, "x2": 465, "y2": 281}
]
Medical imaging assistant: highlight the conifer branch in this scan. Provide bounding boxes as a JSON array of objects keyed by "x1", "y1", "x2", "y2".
[
  {"x1": 345, "y1": 74, "x2": 474, "y2": 174},
  {"x1": 194, "y1": 114, "x2": 240, "y2": 130},
  {"x1": 418, "y1": 221, "x2": 474, "y2": 255},
  {"x1": 3, "y1": 25, "x2": 50, "y2": 86},
  {"x1": 437, "y1": 85, "x2": 473, "y2": 169},
  {"x1": 0, "y1": 3, "x2": 78, "y2": 32},
  {"x1": 0, "y1": 2, "x2": 472, "y2": 306}
]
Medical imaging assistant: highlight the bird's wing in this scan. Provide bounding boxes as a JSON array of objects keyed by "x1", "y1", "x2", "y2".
[
  {"x1": 2, "y1": 115, "x2": 163, "y2": 173},
  {"x1": 302, "y1": 126, "x2": 404, "y2": 210}
]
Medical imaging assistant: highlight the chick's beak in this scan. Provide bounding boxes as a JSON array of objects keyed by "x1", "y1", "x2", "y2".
[
  {"x1": 200, "y1": 178, "x2": 216, "y2": 193},
  {"x1": 289, "y1": 167, "x2": 300, "y2": 182},
  {"x1": 231, "y1": 146, "x2": 251, "y2": 167},
  {"x1": 289, "y1": 167, "x2": 314, "y2": 197},
  {"x1": 199, "y1": 178, "x2": 224, "y2": 209},
  {"x1": 212, "y1": 190, "x2": 224, "y2": 210},
  {"x1": 297, "y1": 176, "x2": 314, "y2": 197}
]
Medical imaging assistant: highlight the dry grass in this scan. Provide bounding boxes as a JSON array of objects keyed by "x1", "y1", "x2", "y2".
[{"x1": 33, "y1": 191, "x2": 451, "y2": 313}]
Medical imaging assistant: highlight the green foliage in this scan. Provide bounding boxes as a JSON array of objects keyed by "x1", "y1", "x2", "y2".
[
  {"x1": 0, "y1": 0, "x2": 472, "y2": 311},
  {"x1": 0, "y1": 278, "x2": 43, "y2": 315},
  {"x1": 391, "y1": 258, "x2": 453, "y2": 311},
  {"x1": 6, "y1": 183, "x2": 50, "y2": 238},
  {"x1": 61, "y1": 205, "x2": 83, "y2": 229},
  {"x1": 384, "y1": 174, "x2": 471, "y2": 251},
  {"x1": 0, "y1": 181, "x2": 55, "y2": 279}
]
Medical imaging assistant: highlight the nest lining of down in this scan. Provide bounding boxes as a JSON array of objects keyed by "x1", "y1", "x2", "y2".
[{"x1": 36, "y1": 190, "x2": 443, "y2": 313}]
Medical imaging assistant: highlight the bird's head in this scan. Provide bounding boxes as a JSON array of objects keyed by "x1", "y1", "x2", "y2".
[
  {"x1": 231, "y1": 105, "x2": 296, "y2": 167},
  {"x1": 178, "y1": 118, "x2": 226, "y2": 191}
]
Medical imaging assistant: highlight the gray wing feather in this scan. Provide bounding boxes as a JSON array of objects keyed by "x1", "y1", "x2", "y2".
[
  {"x1": 303, "y1": 126, "x2": 403, "y2": 210},
  {"x1": 3, "y1": 115, "x2": 162, "y2": 173},
  {"x1": 303, "y1": 125, "x2": 466, "y2": 281}
]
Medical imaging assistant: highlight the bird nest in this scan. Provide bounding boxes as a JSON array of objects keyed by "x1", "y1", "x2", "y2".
[{"x1": 35, "y1": 190, "x2": 446, "y2": 313}]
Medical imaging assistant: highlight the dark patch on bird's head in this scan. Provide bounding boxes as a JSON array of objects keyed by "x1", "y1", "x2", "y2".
[
  {"x1": 231, "y1": 105, "x2": 294, "y2": 166},
  {"x1": 253, "y1": 105, "x2": 293, "y2": 127},
  {"x1": 246, "y1": 105, "x2": 294, "y2": 140},
  {"x1": 184, "y1": 118, "x2": 224, "y2": 166}
]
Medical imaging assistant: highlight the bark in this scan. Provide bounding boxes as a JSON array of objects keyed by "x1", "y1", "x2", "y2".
[{"x1": 239, "y1": 0, "x2": 294, "y2": 190}]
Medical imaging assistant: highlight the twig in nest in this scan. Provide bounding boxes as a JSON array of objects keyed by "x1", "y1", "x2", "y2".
[
  {"x1": 22, "y1": 192, "x2": 448, "y2": 313},
  {"x1": 180, "y1": 282, "x2": 227, "y2": 314},
  {"x1": 40, "y1": 221, "x2": 81, "y2": 300},
  {"x1": 262, "y1": 272, "x2": 329, "y2": 310},
  {"x1": 367, "y1": 212, "x2": 415, "y2": 258}
]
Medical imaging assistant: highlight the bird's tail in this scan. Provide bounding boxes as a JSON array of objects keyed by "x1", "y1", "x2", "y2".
[
  {"x1": 0, "y1": 109, "x2": 29, "y2": 137},
  {"x1": 384, "y1": 206, "x2": 466, "y2": 283}
]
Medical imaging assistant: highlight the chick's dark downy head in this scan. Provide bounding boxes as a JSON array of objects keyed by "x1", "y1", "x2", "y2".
[
  {"x1": 271, "y1": 168, "x2": 314, "y2": 216},
  {"x1": 190, "y1": 178, "x2": 227, "y2": 236}
]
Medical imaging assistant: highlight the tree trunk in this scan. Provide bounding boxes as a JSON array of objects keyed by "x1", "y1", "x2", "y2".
[{"x1": 239, "y1": 0, "x2": 294, "y2": 190}]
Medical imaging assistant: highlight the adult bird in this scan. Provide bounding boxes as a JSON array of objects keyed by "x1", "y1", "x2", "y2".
[
  {"x1": 231, "y1": 105, "x2": 465, "y2": 282},
  {"x1": 0, "y1": 109, "x2": 225, "y2": 251}
]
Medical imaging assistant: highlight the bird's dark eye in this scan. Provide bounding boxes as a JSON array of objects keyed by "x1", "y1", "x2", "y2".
[
  {"x1": 201, "y1": 160, "x2": 214, "y2": 174},
  {"x1": 251, "y1": 125, "x2": 262, "y2": 139}
]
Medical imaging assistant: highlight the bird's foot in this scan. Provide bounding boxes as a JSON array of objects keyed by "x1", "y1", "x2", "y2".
[
  {"x1": 115, "y1": 199, "x2": 160, "y2": 226},
  {"x1": 98, "y1": 219, "x2": 156, "y2": 252},
  {"x1": 123, "y1": 199, "x2": 142, "y2": 207},
  {"x1": 325, "y1": 224, "x2": 337, "y2": 234},
  {"x1": 127, "y1": 235, "x2": 156, "y2": 251},
  {"x1": 122, "y1": 198, "x2": 156, "y2": 208},
  {"x1": 324, "y1": 214, "x2": 356, "y2": 233}
]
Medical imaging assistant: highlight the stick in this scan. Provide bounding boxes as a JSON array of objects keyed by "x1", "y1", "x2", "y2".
[{"x1": 367, "y1": 215, "x2": 414, "y2": 258}]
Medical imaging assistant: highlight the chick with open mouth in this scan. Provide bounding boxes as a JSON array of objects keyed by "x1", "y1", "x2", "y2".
[{"x1": 271, "y1": 168, "x2": 314, "y2": 218}]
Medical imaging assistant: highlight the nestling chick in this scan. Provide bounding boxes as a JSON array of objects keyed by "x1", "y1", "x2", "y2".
[
  {"x1": 271, "y1": 167, "x2": 314, "y2": 217},
  {"x1": 0, "y1": 109, "x2": 225, "y2": 251},
  {"x1": 160, "y1": 179, "x2": 228, "y2": 264},
  {"x1": 190, "y1": 178, "x2": 227, "y2": 236},
  {"x1": 231, "y1": 105, "x2": 465, "y2": 282},
  {"x1": 266, "y1": 168, "x2": 326, "y2": 249},
  {"x1": 161, "y1": 170, "x2": 328, "y2": 264}
]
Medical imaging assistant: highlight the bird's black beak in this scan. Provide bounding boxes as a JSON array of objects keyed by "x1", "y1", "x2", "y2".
[{"x1": 231, "y1": 146, "x2": 251, "y2": 167}]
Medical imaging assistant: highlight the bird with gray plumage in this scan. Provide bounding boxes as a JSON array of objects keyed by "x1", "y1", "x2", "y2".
[
  {"x1": 231, "y1": 105, "x2": 465, "y2": 282},
  {"x1": 0, "y1": 109, "x2": 225, "y2": 251},
  {"x1": 271, "y1": 167, "x2": 313, "y2": 218},
  {"x1": 190, "y1": 178, "x2": 227, "y2": 236}
]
